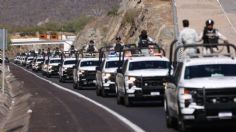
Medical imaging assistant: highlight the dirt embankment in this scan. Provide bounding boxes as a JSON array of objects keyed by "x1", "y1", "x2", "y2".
[
  {"x1": 0, "y1": 69, "x2": 31, "y2": 132},
  {"x1": 74, "y1": 0, "x2": 174, "y2": 51}
]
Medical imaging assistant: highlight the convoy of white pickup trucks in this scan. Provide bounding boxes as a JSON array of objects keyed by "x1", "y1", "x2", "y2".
[{"x1": 13, "y1": 42, "x2": 236, "y2": 132}]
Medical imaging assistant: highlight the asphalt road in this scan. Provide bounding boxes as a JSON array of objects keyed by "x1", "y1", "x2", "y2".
[
  {"x1": 10, "y1": 65, "x2": 134, "y2": 132},
  {"x1": 219, "y1": 0, "x2": 236, "y2": 30},
  {"x1": 10, "y1": 64, "x2": 236, "y2": 132}
]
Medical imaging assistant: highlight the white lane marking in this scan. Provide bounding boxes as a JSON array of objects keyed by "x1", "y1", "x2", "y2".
[
  {"x1": 217, "y1": 0, "x2": 236, "y2": 33},
  {"x1": 12, "y1": 63, "x2": 145, "y2": 132}
]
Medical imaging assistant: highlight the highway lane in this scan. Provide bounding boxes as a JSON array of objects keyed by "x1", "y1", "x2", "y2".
[
  {"x1": 10, "y1": 65, "x2": 133, "y2": 132},
  {"x1": 219, "y1": 0, "x2": 236, "y2": 33},
  {"x1": 11, "y1": 63, "x2": 236, "y2": 132}
]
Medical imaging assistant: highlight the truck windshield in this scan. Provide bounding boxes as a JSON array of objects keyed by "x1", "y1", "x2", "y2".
[
  {"x1": 64, "y1": 60, "x2": 76, "y2": 65},
  {"x1": 184, "y1": 64, "x2": 236, "y2": 79},
  {"x1": 81, "y1": 61, "x2": 99, "y2": 67},
  {"x1": 50, "y1": 59, "x2": 61, "y2": 64},
  {"x1": 105, "y1": 61, "x2": 123, "y2": 68},
  {"x1": 129, "y1": 61, "x2": 169, "y2": 71},
  {"x1": 37, "y1": 59, "x2": 44, "y2": 62}
]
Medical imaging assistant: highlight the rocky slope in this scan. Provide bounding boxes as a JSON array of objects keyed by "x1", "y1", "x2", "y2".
[{"x1": 74, "y1": 0, "x2": 174, "y2": 52}]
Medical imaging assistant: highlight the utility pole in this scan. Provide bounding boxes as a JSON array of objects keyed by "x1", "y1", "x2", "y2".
[{"x1": 0, "y1": 29, "x2": 6, "y2": 94}]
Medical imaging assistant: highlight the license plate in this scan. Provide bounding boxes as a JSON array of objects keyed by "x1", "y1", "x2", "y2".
[
  {"x1": 150, "y1": 92, "x2": 160, "y2": 96},
  {"x1": 218, "y1": 112, "x2": 232, "y2": 118}
]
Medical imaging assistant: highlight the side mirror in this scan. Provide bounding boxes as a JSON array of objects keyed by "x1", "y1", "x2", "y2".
[{"x1": 117, "y1": 68, "x2": 123, "y2": 74}]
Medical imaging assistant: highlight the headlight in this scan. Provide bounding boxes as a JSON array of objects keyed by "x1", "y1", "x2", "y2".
[
  {"x1": 48, "y1": 65, "x2": 52, "y2": 69},
  {"x1": 127, "y1": 76, "x2": 136, "y2": 83},
  {"x1": 179, "y1": 88, "x2": 198, "y2": 108},
  {"x1": 129, "y1": 77, "x2": 136, "y2": 82},
  {"x1": 79, "y1": 70, "x2": 85, "y2": 75},
  {"x1": 103, "y1": 73, "x2": 111, "y2": 79},
  {"x1": 62, "y1": 67, "x2": 67, "y2": 71}
]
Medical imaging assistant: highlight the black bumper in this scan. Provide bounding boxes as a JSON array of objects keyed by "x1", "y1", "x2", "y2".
[
  {"x1": 62, "y1": 69, "x2": 73, "y2": 80},
  {"x1": 103, "y1": 84, "x2": 116, "y2": 95},
  {"x1": 126, "y1": 87, "x2": 164, "y2": 103}
]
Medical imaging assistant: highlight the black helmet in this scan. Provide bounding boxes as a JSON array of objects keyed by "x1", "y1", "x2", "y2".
[
  {"x1": 206, "y1": 19, "x2": 214, "y2": 26},
  {"x1": 116, "y1": 36, "x2": 121, "y2": 40},
  {"x1": 89, "y1": 40, "x2": 94, "y2": 43},
  {"x1": 141, "y1": 30, "x2": 147, "y2": 35},
  {"x1": 140, "y1": 30, "x2": 148, "y2": 39}
]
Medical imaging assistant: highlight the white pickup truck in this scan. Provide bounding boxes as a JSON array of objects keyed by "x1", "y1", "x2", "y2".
[
  {"x1": 32, "y1": 57, "x2": 44, "y2": 72},
  {"x1": 164, "y1": 43, "x2": 236, "y2": 132},
  {"x1": 45, "y1": 57, "x2": 61, "y2": 78},
  {"x1": 73, "y1": 57, "x2": 99, "y2": 89},
  {"x1": 58, "y1": 58, "x2": 76, "y2": 83},
  {"x1": 96, "y1": 57, "x2": 122, "y2": 97},
  {"x1": 116, "y1": 54, "x2": 169, "y2": 106}
]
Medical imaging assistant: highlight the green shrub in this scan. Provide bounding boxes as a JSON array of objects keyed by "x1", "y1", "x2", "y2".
[
  {"x1": 107, "y1": 6, "x2": 119, "y2": 16},
  {"x1": 8, "y1": 16, "x2": 92, "y2": 34}
]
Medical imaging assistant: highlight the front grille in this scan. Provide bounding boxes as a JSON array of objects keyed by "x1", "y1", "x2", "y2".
[
  {"x1": 109, "y1": 73, "x2": 116, "y2": 82},
  {"x1": 134, "y1": 76, "x2": 165, "y2": 87},
  {"x1": 66, "y1": 68, "x2": 73, "y2": 75},
  {"x1": 52, "y1": 66, "x2": 59, "y2": 71},
  {"x1": 192, "y1": 88, "x2": 236, "y2": 116},
  {"x1": 82, "y1": 71, "x2": 96, "y2": 80},
  {"x1": 193, "y1": 88, "x2": 236, "y2": 105},
  {"x1": 84, "y1": 71, "x2": 96, "y2": 76}
]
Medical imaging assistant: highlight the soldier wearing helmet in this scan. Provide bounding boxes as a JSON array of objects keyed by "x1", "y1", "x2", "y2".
[
  {"x1": 199, "y1": 19, "x2": 228, "y2": 54},
  {"x1": 84, "y1": 40, "x2": 98, "y2": 53},
  {"x1": 137, "y1": 30, "x2": 155, "y2": 48},
  {"x1": 113, "y1": 36, "x2": 124, "y2": 52}
]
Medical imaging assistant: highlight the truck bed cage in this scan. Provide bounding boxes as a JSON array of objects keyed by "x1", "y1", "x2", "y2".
[{"x1": 168, "y1": 40, "x2": 236, "y2": 75}]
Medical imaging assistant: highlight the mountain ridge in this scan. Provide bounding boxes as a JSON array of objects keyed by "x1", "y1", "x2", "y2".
[{"x1": 0, "y1": 0, "x2": 121, "y2": 26}]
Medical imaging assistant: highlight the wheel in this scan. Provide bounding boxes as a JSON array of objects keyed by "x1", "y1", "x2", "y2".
[
  {"x1": 101, "y1": 87, "x2": 107, "y2": 97},
  {"x1": 73, "y1": 81, "x2": 78, "y2": 89},
  {"x1": 117, "y1": 92, "x2": 124, "y2": 105},
  {"x1": 178, "y1": 117, "x2": 191, "y2": 132},
  {"x1": 164, "y1": 99, "x2": 176, "y2": 128},
  {"x1": 96, "y1": 85, "x2": 101, "y2": 96},
  {"x1": 59, "y1": 76, "x2": 63, "y2": 82},
  {"x1": 47, "y1": 73, "x2": 51, "y2": 78},
  {"x1": 124, "y1": 95, "x2": 132, "y2": 107},
  {"x1": 77, "y1": 82, "x2": 82, "y2": 90}
]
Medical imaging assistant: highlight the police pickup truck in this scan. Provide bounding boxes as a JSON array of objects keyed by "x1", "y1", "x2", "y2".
[
  {"x1": 25, "y1": 56, "x2": 34, "y2": 69},
  {"x1": 116, "y1": 45, "x2": 169, "y2": 106},
  {"x1": 73, "y1": 52, "x2": 99, "y2": 89},
  {"x1": 96, "y1": 48, "x2": 123, "y2": 97},
  {"x1": 164, "y1": 42, "x2": 236, "y2": 132},
  {"x1": 58, "y1": 52, "x2": 76, "y2": 83},
  {"x1": 45, "y1": 56, "x2": 61, "y2": 78},
  {"x1": 32, "y1": 56, "x2": 44, "y2": 72}
]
